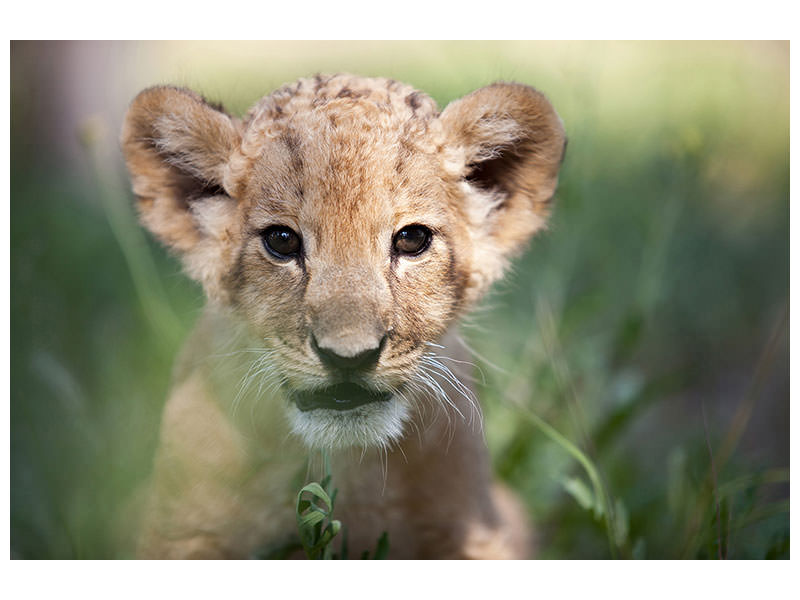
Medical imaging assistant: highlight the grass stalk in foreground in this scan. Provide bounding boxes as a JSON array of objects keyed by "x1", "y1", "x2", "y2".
[
  {"x1": 509, "y1": 397, "x2": 620, "y2": 559},
  {"x1": 79, "y1": 116, "x2": 184, "y2": 346}
]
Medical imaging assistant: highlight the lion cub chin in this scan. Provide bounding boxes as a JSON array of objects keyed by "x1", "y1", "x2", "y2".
[{"x1": 121, "y1": 74, "x2": 565, "y2": 559}]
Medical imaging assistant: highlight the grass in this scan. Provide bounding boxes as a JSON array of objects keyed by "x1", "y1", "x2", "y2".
[{"x1": 10, "y1": 41, "x2": 788, "y2": 559}]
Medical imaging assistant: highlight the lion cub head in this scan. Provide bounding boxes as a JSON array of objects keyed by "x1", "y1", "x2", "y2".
[{"x1": 121, "y1": 74, "x2": 565, "y2": 449}]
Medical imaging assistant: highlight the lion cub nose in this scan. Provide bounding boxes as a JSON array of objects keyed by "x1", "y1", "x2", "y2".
[{"x1": 311, "y1": 334, "x2": 387, "y2": 372}]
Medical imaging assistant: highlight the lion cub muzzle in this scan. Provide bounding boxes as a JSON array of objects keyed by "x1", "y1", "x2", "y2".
[
  {"x1": 291, "y1": 381, "x2": 392, "y2": 412},
  {"x1": 292, "y1": 333, "x2": 391, "y2": 411},
  {"x1": 310, "y1": 333, "x2": 387, "y2": 372}
]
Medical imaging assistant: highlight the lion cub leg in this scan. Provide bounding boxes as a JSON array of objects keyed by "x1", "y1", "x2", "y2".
[
  {"x1": 136, "y1": 374, "x2": 299, "y2": 559},
  {"x1": 459, "y1": 483, "x2": 534, "y2": 559}
]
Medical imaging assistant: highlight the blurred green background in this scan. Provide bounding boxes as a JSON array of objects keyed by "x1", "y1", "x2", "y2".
[{"x1": 10, "y1": 41, "x2": 789, "y2": 559}]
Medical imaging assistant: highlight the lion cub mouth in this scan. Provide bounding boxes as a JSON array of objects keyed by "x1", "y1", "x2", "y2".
[{"x1": 291, "y1": 381, "x2": 393, "y2": 412}]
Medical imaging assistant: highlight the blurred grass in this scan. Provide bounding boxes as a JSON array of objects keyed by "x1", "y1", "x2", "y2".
[{"x1": 10, "y1": 41, "x2": 789, "y2": 559}]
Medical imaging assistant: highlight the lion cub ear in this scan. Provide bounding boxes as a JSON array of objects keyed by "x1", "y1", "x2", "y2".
[
  {"x1": 121, "y1": 86, "x2": 242, "y2": 302},
  {"x1": 441, "y1": 83, "x2": 566, "y2": 299}
]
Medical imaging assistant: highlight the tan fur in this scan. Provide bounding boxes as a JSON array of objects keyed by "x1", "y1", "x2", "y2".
[{"x1": 121, "y1": 74, "x2": 565, "y2": 559}]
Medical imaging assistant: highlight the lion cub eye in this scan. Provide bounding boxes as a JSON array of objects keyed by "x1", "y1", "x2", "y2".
[
  {"x1": 262, "y1": 226, "x2": 302, "y2": 259},
  {"x1": 393, "y1": 225, "x2": 432, "y2": 256}
]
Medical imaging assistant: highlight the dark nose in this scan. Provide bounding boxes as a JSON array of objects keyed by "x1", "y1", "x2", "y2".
[{"x1": 311, "y1": 334, "x2": 387, "y2": 372}]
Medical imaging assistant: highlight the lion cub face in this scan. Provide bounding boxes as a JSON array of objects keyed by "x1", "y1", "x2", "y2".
[{"x1": 122, "y1": 74, "x2": 565, "y2": 449}]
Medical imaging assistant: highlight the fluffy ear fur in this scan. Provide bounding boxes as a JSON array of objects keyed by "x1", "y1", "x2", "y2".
[
  {"x1": 440, "y1": 83, "x2": 566, "y2": 300},
  {"x1": 120, "y1": 86, "x2": 242, "y2": 303}
]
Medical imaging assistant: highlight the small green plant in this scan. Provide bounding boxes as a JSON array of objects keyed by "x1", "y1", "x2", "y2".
[
  {"x1": 252, "y1": 451, "x2": 390, "y2": 559},
  {"x1": 294, "y1": 451, "x2": 389, "y2": 560},
  {"x1": 295, "y1": 452, "x2": 342, "y2": 559}
]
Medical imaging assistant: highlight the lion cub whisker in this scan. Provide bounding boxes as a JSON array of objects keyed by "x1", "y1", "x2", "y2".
[{"x1": 419, "y1": 354, "x2": 483, "y2": 430}]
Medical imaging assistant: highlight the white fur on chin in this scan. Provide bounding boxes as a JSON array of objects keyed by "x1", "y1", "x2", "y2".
[{"x1": 286, "y1": 396, "x2": 410, "y2": 449}]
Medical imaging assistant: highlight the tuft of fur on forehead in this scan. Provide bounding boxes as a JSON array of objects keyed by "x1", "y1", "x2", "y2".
[
  {"x1": 227, "y1": 74, "x2": 443, "y2": 200},
  {"x1": 246, "y1": 74, "x2": 439, "y2": 128}
]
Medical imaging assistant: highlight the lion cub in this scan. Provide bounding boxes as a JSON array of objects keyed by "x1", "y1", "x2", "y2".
[{"x1": 121, "y1": 74, "x2": 565, "y2": 559}]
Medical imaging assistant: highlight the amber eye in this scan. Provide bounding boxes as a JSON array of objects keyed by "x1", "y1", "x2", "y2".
[
  {"x1": 262, "y1": 226, "x2": 302, "y2": 259},
  {"x1": 393, "y1": 225, "x2": 432, "y2": 256}
]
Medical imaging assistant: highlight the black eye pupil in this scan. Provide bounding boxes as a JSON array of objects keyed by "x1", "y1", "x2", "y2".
[
  {"x1": 263, "y1": 226, "x2": 301, "y2": 258},
  {"x1": 394, "y1": 226, "x2": 431, "y2": 255}
]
